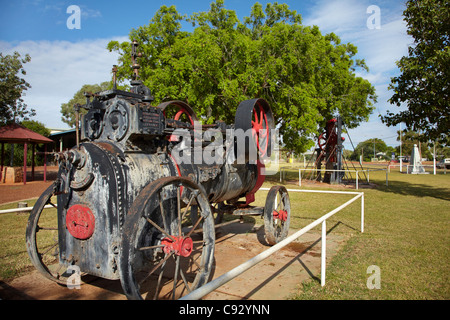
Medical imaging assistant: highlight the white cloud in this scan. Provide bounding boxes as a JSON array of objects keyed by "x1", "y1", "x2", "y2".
[
  {"x1": 352, "y1": 18, "x2": 412, "y2": 76},
  {"x1": 303, "y1": 0, "x2": 366, "y2": 35},
  {"x1": 304, "y1": 0, "x2": 412, "y2": 77},
  {"x1": 0, "y1": 36, "x2": 128, "y2": 129},
  {"x1": 80, "y1": 6, "x2": 102, "y2": 19}
]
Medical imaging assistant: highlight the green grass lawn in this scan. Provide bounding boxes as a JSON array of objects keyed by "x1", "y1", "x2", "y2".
[
  {"x1": 0, "y1": 199, "x2": 41, "y2": 280},
  {"x1": 273, "y1": 168, "x2": 449, "y2": 300},
  {"x1": 1, "y1": 167, "x2": 449, "y2": 299}
]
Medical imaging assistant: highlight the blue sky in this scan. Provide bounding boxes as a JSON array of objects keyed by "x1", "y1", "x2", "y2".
[{"x1": 0, "y1": 0, "x2": 412, "y2": 149}]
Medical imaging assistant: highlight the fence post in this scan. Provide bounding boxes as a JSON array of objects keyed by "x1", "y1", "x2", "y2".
[
  {"x1": 321, "y1": 220, "x2": 326, "y2": 287},
  {"x1": 299, "y1": 169, "x2": 301, "y2": 187},
  {"x1": 386, "y1": 170, "x2": 389, "y2": 187},
  {"x1": 356, "y1": 171, "x2": 359, "y2": 190},
  {"x1": 361, "y1": 193, "x2": 365, "y2": 233}
]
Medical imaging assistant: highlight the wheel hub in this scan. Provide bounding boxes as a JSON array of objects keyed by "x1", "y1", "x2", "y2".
[
  {"x1": 161, "y1": 236, "x2": 193, "y2": 257},
  {"x1": 273, "y1": 209, "x2": 288, "y2": 222}
]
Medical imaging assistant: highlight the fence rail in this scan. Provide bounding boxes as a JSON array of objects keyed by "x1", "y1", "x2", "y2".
[
  {"x1": 280, "y1": 167, "x2": 388, "y2": 189},
  {"x1": 0, "y1": 204, "x2": 55, "y2": 215}
]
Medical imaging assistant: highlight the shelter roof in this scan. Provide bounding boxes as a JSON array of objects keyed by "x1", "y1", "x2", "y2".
[{"x1": 0, "y1": 123, "x2": 53, "y2": 144}]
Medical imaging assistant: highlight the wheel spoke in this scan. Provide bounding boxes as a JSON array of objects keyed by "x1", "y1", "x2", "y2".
[
  {"x1": 50, "y1": 264, "x2": 65, "y2": 280},
  {"x1": 139, "y1": 252, "x2": 172, "y2": 286},
  {"x1": 186, "y1": 214, "x2": 204, "y2": 238},
  {"x1": 41, "y1": 241, "x2": 58, "y2": 256},
  {"x1": 158, "y1": 192, "x2": 168, "y2": 232},
  {"x1": 276, "y1": 193, "x2": 286, "y2": 211},
  {"x1": 153, "y1": 257, "x2": 167, "y2": 300},
  {"x1": 37, "y1": 226, "x2": 58, "y2": 231},
  {"x1": 145, "y1": 217, "x2": 176, "y2": 242},
  {"x1": 172, "y1": 255, "x2": 180, "y2": 300},
  {"x1": 47, "y1": 200, "x2": 57, "y2": 208},
  {"x1": 181, "y1": 192, "x2": 196, "y2": 223},
  {"x1": 139, "y1": 244, "x2": 165, "y2": 251},
  {"x1": 179, "y1": 269, "x2": 191, "y2": 293},
  {"x1": 253, "y1": 107, "x2": 259, "y2": 125},
  {"x1": 177, "y1": 186, "x2": 182, "y2": 236}
]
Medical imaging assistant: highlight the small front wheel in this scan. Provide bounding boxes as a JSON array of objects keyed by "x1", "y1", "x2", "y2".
[{"x1": 263, "y1": 186, "x2": 290, "y2": 245}]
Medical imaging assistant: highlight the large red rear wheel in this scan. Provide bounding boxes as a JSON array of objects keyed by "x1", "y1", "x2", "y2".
[
  {"x1": 234, "y1": 98, "x2": 275, "y2": 162},
  {"x1": 119, "y1": 177, "x2": 215, "y2": 300}
]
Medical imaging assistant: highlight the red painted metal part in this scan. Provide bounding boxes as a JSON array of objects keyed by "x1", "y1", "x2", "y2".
[
  {"x1": 273, "y1": 209, "x2": 288, "y2": 222},
  {"x1": 161, "y1": 236, "x2": 193, "y2": 257},
  {"x1": 66, "y1": 204, "x2": 96, "y2": 240},
  {"x1": 243, "y1": 160, "x2": 265, "y2": 206},
  {"x1": 251, "y1": 104, "x2": 269, "y2": 157}
]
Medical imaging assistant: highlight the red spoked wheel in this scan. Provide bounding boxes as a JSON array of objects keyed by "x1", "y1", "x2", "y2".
[
  {"x1": 158, "y1": 101, "x2": 199, "y2": 142},
  {"x1": 119, "y1": 177, "x2": 215, "y2": 300},
  {"x1": 318, "y1": 132, "x2": 327, "y2": 151},
  {"x1": 235, "y1": 98, "x2": 275, "y2": 162},
  {"x1": 251, "y1": 102, "x2": 270, "y2": 158},
  {"x1": 158, "y1": 100, "x2": 198, "y2": 126}
]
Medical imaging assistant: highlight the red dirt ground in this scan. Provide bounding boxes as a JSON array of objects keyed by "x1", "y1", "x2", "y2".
[{"x1": 0, "y1": 166, "x2": 58, "y2": 205}]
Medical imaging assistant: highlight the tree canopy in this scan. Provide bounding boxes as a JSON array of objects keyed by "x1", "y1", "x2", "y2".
[
  {"x1": 382, "y1": 0, "x2": 449, "y2": 144},
  {"x1": 108, "y1": 0, "x2": 376, "y2": 153},
  {"x1": 0, "y1": 51, "x2": 35, "y2": 125},
  {"x1": 350, "y1": 138, "x2": 389, "y2": 162}
]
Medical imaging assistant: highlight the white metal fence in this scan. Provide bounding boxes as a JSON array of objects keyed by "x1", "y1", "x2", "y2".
[
  {"x1": 0, "y1": 204, "x2": 54, "y2": 215},
  {"x1": 279, "y1": 167, "x2": 388, "y2": 189},
  {"x1": 180, "y1": 188, "x2": 364, "y2": 300}
]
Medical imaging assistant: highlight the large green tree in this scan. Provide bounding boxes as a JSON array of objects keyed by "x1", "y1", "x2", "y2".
[
  {"x1": 382, "y1": 0, "x2": 449, "y2": 144},
  {"x1": 350, "y1": 138, "x2": 388, "y2": 162},
  {"x1": 108, "y1": 1, "x2": 376, "y2": 153},
  {"x1": 0, "y1": 51, "x2": 35, "y2": 124}
]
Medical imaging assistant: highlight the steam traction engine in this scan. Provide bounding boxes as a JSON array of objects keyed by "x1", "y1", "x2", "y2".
[{"x1": 26, "y1": 42, "x2": 290, "y2": 300}]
